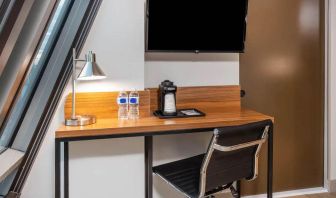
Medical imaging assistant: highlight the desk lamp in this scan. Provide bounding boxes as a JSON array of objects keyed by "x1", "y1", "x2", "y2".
[{"x1": 65, "y1": 48, "x2": 106, "y2": 126}]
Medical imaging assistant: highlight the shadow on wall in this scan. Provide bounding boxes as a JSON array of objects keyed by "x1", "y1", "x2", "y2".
[
  {"x1": 154, "y1": 176, "x2": 185, "y2": 198},
  {"x1": 145, "y1": 53, "x2": 239, "y2": 62},
  {"x1": 69, "y1": 137, "x2": 143, "y2": 159},
  {"x1": 153, "y1": 132, "x2": 213, "y2": 198},
  {"x1": 153, "y1": 132, "x2": 213, "y2": 165}
]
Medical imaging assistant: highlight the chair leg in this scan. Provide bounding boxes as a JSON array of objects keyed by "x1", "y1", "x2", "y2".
[
  {"x1": 230, "y1": 185, "x2": 239, "y2": 198},
  {"x1": 236, "y1": 180, "x2": 241, "y2": 198}
]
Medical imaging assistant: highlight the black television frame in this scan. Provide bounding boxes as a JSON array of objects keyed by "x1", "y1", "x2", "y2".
[{"x1": 145, "y1": 0, "x2": 249, "y2": 53}]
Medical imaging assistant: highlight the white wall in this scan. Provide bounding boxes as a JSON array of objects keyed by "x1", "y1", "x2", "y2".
[
  {"x1": 22, "y1": 0, "x2": 145, "y2": 197},
  {"x1": 328, "y1": 0, "x2": 336, "y2": 184},
  {"x1": 21, "y1": 91, "x2": 66, "y2": 198},
  {"x1": 21, "y1": 0, "x2": 239, "y2": 197},
  {"x1": 145, "y1": 53, "x2": 239, "y2": 87},
  {"x1": 145, "y1": 53, "x2": 239, "y2": 198},
  {"x1": 77, "y1": 0, "x2": 145, "y2": 91}
]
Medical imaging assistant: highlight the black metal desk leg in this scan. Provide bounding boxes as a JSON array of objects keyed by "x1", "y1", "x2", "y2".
[
  {"x1": 267, "y1": 127, "x2": 273, "y2": 198},
  {"x1": 64, "y1": 142, "x2": 69, "y2": 198},
  {"x1": 145, "y1": 136, "x2": 153, "y2": 198},
  {"x1": 55, "y1": 140, "x2": 61, "y2": 198},
  {"x1": 55, "y1": 141, "x2": 69, "y2": 198}
]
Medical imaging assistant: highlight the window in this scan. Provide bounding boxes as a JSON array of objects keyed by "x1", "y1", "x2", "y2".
[
  {"x1": 0, "y1": 1, "x2": 70, "y2": 191},
  {"x1": 0, "y1": 0, "x2": 15, "y2": 34},
  {"x1": 0, "y1": 0, "x2": 25, "y2": 56},
  {"x1": 0, "y1": 0, "x2": 69, "y2": 149},
  {"x1": 0, "y1": 146, "x2": 5, "y2": 154},
  {"x1": 0, "y1": 0, "x2": 101, "y2": 196}
]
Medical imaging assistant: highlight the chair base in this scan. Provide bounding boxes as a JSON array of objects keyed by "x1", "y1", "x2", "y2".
[{"x1": 230, "y1": 185, "x2": 239, "y2": 198}]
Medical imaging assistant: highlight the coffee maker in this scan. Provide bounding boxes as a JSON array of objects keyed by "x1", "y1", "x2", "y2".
[{"x1": 158, "y1": 80, "x2": 177, "y2": 116}]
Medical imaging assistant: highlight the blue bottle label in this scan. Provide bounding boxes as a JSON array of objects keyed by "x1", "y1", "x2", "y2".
[
  {"x1": 129, "y1": 97, "x2": 139, "y2": 104},
  {"x1": 117, "y1": 97, "x2": 128, "y2": 104}
]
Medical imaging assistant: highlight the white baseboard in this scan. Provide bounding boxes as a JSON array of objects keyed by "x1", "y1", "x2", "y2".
[
  {"x1": 243, "y1": 187, "x2": 328, "y2": 198},
  {"x1": 328, "y1": 180, "x2": 336, "y2": 193}
]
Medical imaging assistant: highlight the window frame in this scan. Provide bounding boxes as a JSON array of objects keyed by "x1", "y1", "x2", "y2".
[
  {"x1": 0, "y1": 0, "x2": 102, "y2": 196},
  {"x1": 0, "y1": 0, "x2": 25, "y2": 59},
  {"x1": 0, "y1": 149, "x2": 24, "y2": 183},
  {"x1": 0, "y1": 0, "x2": 71, "y2": 149},
  {"x1": 0, "y1": 0, "x2": 57, "y2": 136}
]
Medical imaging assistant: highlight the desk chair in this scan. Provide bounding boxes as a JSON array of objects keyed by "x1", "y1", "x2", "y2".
[{"x1": 153, "y1": 120, "x2": 273, "y2": 198}]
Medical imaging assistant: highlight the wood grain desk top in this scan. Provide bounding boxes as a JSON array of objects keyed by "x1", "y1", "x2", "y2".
[
  {"x1": 56, "y1": 86, "x2": 273, "y2": 140},
  {"x1": 56, "y1": 107, "x2": 273, "y2": 139}
]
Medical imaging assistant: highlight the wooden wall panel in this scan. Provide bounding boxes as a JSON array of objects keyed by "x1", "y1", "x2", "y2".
[
  {"x1": 148, "y1": 85, "x2": 241, "y2": 113},
  {"x1": 64, "y1": 85, "x2": 241, "y2": 119},
  {"x1": 240, "y1": 0, "x2": 324, "y2": 195},
  {"x1": 64, "y1": 90, "x2": 151, "y2": 119}
]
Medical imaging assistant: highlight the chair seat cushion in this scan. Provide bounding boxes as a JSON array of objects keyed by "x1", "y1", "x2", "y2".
[{"x1": 153, "y1": 154, "x2": 205, "y2": 198}]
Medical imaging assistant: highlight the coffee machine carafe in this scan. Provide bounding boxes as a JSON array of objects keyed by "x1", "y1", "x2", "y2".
[{"x1": 158, "y1": 80, "x2": 177, "y2": 116}]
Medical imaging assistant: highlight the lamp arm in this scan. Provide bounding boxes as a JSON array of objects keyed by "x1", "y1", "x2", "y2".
[{"x1": 71, "y1": 48, "x2": 77, "y2": 120}]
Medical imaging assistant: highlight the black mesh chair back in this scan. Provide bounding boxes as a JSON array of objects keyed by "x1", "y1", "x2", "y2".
[
  {"x1": 152, "y1": 120, "x2": 273, "y2": 198},
  {"x1": 200, "y1": 119, "x2": 273, "y2": 196}
]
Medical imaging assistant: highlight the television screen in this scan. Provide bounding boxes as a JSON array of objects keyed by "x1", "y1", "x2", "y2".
[{"x1": 146, "y1": 0, "x2": 248, "y2": 52}]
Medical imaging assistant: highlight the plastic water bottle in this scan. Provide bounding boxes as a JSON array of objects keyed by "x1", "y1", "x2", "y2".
[
  {"x1": 128, "y1": 90, "x2": 139, "y2": 119},
  {"x1": 117, "y1": 91, "x2": 128, "y2": 119}
]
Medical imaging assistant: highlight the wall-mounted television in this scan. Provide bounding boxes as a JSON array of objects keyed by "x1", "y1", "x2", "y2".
[{"x1": 146, "y1": 0, "x2": 248, "y2": 53}]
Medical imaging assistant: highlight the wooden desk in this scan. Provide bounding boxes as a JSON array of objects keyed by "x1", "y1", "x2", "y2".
[{"x1": 55, "y1": 86, "x2": 274, "y2": 198}]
